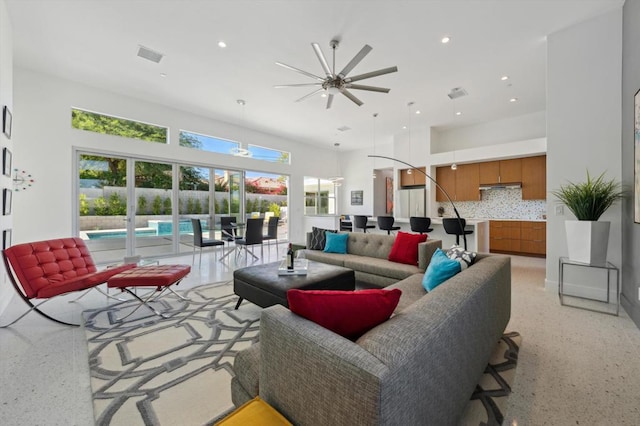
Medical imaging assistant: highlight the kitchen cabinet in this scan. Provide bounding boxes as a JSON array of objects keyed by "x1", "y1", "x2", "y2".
[
  {"x1": 435, "y1": 166, "x2": 456, "y2": 201},
  {"x1": 490, "y1": 220, "x2": 546, "y2": 256},
  {"x1": 435, "y1": 164, "x2": 479, "y2": 201},
  {"x1": 479, "y1": 159, "x2": 522, "y2": 184},
  {"x1": 520, "y1": 221, "x2": 546, "y2": 255},
  {"x1": 399, "y1": 167, "x2": 426, "y2": 187},
  {"x1": 521, "y1": 155, "x2": 546, "y2": 200}
]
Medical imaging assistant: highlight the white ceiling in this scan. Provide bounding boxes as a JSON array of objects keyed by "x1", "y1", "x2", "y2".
[{"x1": 5, "y1": 0, "x2": 624, "y2": 151}]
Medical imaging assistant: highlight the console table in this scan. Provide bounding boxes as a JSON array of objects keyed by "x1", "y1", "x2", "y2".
[{"x1": 558, "y1": 256, "x2": 619, "y2": 316}]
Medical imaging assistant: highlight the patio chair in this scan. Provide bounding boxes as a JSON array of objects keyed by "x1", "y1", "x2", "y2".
[{"x1": 1, "y1": 237, "x2": 137, "y2": 327}]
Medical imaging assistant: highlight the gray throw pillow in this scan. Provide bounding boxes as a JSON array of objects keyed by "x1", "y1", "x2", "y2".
[{"x1": 309, "y1": 227, "x2": 337, "y2": 250}]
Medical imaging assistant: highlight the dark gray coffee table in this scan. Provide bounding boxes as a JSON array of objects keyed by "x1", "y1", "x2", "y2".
[{"x1": 233, "y1": 260, "x2": 355, "y2": 309}]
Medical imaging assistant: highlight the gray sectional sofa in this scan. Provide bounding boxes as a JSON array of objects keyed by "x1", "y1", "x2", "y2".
[
  {"x1": 303, "y1": 231, "x2": 441, "y2": 287},
  {"x1": 231, "y1": 244, "x2": 512, "y2": 425}
]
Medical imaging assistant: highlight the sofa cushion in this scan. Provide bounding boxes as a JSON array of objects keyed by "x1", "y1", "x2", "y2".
[
  {"x1": 324, "y1": 232, "x2": 348, "y2": 254},
  {"x1": 287, "y1": 288, "x2": 402, "y2": 340},
  {"x1": 422, "y1": 248, "x2": 461, "y2": 291},
  {"x1": 343, "y1": 256, "x2": 420, "y2": 281},
  {"x1": 386, "y1": 273, "x2": 427, "y2": 312},
  {"x1": 309, "y1": 227, "x2": 337, "y2": 250},
  {"x1": 302, "y1": 250, "x2": 348, "y2": 267},
  {"x1": 446, "y1": 245, "x2": 477, "y2": 270},
  {"x1": 388, "y1": 232, "x2": 428, "y2": 266}
]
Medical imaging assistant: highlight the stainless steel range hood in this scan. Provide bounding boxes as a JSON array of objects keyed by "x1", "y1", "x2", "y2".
[{"x1": 479, "y1": 183, "x2": 522, "y2": 190}]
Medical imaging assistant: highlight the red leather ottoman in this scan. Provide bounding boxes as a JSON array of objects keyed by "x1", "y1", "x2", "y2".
[{"x1": 108, "y1": 264, "x2": 191, "y2": 318}]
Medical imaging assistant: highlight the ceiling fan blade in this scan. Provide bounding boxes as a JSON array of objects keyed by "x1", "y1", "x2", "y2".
[
  {"x1": 340, "y1": 89, "x2": 363, "y2": 106},
  {"x1": 326, "y1": 94, "x2": 334, "y2": 109},
  {"x1": 337, "y1": 44, "x2": 372, "y2": 79},
  {"x1": 344, "y1": 66, "x2": 398, "y2": 83},
  {"x1": 345, "y1": 84, "x2": 390, "y2": 93},
  {"x1": 274, "y1": 83, "x2": 323, "y2": 88},
  {"x1": 311, "y1": 43, "x2": 333, "y2": 78},
  {"x1": 295, "y1": 88, "x2": 324, "y2": 103},
  {"x1": 275, "y1": 61, "x2": 325, "y2": 82}
]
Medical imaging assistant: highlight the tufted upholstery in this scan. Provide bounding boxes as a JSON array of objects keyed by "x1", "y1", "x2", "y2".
[
  {"x1": 346, "y1": 232, "x2": 396, "y2": 260},
  {"x1": 4, "y1": 238, "x2": 136, "y2": 299}
]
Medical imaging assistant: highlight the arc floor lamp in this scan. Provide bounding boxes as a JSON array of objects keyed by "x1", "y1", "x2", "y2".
[{"x1": 368, "y1": 155, "x2": 469, "y2": 250}]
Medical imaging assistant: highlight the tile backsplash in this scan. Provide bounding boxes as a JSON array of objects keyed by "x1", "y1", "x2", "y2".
[{"x1": 437, "y1": 188, "x2": 546, "y2": 220}]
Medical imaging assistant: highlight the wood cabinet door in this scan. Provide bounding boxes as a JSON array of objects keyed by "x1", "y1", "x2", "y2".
[
  {"x1": 499, "y1": 158, "x2": 522, "y2": 183},
  {"x1": 436, "y1": 166, "x2": 456, "y2": 201},
  {"x1": 399, "y1": 169, "x2": 414, "y2": 187},
  {"x1": 479, "y1": 161, "x2": 500, "y2": 184},
  {"x1": 521, "y1": 155, "x2": 546, "y2": 200},
  {"x1": 412, "y1": 167, "x2": 427, "y2": 186},
  {"x1": 455, "y1": 163, "x2": 480, "y2": 201}
]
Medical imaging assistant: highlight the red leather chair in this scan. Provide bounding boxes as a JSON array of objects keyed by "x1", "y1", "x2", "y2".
[{"x1": 1, "y1": 237, "x2": 137, "y2": 327}]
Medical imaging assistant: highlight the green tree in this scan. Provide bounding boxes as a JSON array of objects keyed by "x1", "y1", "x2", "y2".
[
  {"x1": 94, "y1": 196, "x2": 108, "y2": 215},
  {"x1": 152, "y1": 195, "x2": 163, "y2": 215},
  {"x1": 79, "y1": 194, "x2": 90, "y2": 216},
  {"x1": 186, "y1": 198, "x2": 195, "y2": 214},
  {"x1": 193, "y1": 199, "x2": 202, "y2": 214},
  {"x1": 72, "y1": 109, "x2": 167, "y2": 142},
  {"x1": 268, "y1": 203, "x2": 281, "y2": 217},
  {"x1": 108, "y1": 193, "x2": 127, "y2": 215},
  {"x1": 163, "y1": 197, "x2": 172, "y2": 215},
  {"x1": 137, "y1": 195, "x2": 148, "y2": 214}
]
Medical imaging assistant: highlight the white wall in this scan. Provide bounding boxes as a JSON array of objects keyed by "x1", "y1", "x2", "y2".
[
  {"x1": 13, "y1": 69, "x2": 337, "y2": 248},
  {"x1": 621, "y1": 0, "x2": 640, "y2": 327},
  {"x1": 0, "y1": 0, "x2": 13, "y2": 315},
  {"x1": 431, "y1": 111, "x2": 546, "y2": 153},
  {"x1": 546, "y1": 9, "x2": 623, "y2": 297}
]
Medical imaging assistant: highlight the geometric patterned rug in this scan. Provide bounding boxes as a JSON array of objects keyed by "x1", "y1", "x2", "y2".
[
  {"x1": 82, "y1": 280, "x2": 520, "y2": 426},
  {"x1": 460, "y1": 331, "x2": 522, "y2": 426},
  {"x1": 82, "y1": 281, "x2": 260, "y2": 426}
]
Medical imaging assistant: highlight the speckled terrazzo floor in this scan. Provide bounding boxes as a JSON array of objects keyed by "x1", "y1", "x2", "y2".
[
  {"x1": 1, "y1": 251, "x2": 639, "y2": 425},
  {"x1": 504, "y1": 255, "x2": 640, "y2": 426}
]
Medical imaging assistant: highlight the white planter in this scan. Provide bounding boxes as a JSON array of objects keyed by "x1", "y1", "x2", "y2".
[{"x1": 564, "y1": 220, "x2": 610, "y2": 265}]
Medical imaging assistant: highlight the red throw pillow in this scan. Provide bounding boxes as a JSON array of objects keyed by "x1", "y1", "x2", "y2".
[
  {"x1": 287, "y1": 288, "x2": 402, "y2": 340},
  {"x1": 388, "y1": 231, "x2": 428, "y2": 266}
]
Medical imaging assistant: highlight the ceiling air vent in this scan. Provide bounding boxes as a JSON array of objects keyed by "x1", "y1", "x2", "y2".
[
  {"x1": 137, "y1": 45, "x2": 164, "y2": 63},
  {"x1": 447, "y1": 87, "x2": 468, "y2": 100}
]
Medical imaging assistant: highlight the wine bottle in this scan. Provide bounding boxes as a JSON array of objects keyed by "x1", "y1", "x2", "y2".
[{"x1": 287, "y1": 243, "x2": 294, "y2": 270}]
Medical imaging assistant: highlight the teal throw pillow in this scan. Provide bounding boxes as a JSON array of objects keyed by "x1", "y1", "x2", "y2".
[
  {"x1": 324, "y1": 232, "x2": 348, "y2": 254},
  {"x1": 422, "y1": 248, "x2": 461, "y2": 291}
]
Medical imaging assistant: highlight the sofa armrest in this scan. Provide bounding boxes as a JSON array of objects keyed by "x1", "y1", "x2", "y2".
[
  {"x1": 418, "y1": 239, "x2": 442, "y2": 271},
  {"x1": 259, "y1": 305, "x2": 388, "y2": 425}
]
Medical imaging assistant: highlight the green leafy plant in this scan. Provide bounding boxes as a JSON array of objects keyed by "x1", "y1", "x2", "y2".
[
  {"x1": 551, "y1": 171, "x2": 624, "y2": 221},
  {"x1": 137, "y1": 195, "x2": 147, "y2": 214},
  {"x1": 79, "y1": 194, "x2": 90, "y2": 216}
]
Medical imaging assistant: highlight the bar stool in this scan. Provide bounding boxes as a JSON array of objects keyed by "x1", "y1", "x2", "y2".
[
  {"x1": 377, "y1": 216, "x2": 401, "y2": 235},
  {"x1": 442, "y1": 218, "x2": 473, "y2": 248},
  {"x1": 354, "y1": 215, "x2": 375, "y2": 233},
  {"x1": 409, "y1": 217, "x2": 433, "y2": 234}
]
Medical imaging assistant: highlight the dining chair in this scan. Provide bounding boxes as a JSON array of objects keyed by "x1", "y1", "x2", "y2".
[
  {"x1": 236, "y1": 218, "x2": 265, "y2": 264},
  {"x1": 191, "y1": 218, "x2": 225, "y2": 267},
  {"x1": 262, "y1": 216, "x2": 280, "y2": 255}
]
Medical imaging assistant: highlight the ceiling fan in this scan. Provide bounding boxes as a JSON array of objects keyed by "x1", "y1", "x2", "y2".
[{"x1": 275, "y1": 40, "x2": 398, "y2": 109}]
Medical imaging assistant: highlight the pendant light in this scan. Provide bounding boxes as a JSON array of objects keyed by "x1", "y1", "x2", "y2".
[
  {"x1": 372, "y1": 113, "x2": 378, "y2": 179},
  {"x1": 330, "y1": 142, "x2": 343, "y2": 186},
  {"x1": 450, "y1": 99, "x2": 458, "y2": 170},
  {"x1": 231, "y1": 99, "x2": 251, "y2": 157},
  {"x1": 407, "y1": 102, "x2": 414, "y2": 174}
]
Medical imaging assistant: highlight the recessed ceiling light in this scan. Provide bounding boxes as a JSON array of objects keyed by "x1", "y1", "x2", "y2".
[
  {"x1": 501, "y1": 75, "x2": 509, "y2": 81},
  {"x1": 415, "y1": 110, "x2": 421, "y2": 114},
  {"x1": 218, "y1": 41, "x2": 227, "y2": 48},
  {"x1": 441, "y1": 36, "x2": 451, "y2": 44},
  {"x1": 510, "y1": 97, "x2": 518, "y2": 103},
  {"x1": 402, "y1": 125, "x2": 407, "y2": 130},
  {"x1": 321, "y1": 93, "x2": 327, "y2": 98},
  {"x1": 455, "y1": 111, "x2": 462, "y2": 116},
  {"x1": 160, "y1": 73, "x2": 167, "y2": 78}
]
